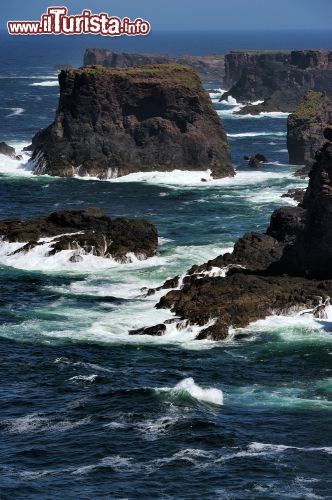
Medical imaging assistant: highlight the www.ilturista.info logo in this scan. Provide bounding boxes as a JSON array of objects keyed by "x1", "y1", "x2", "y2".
[{"x1": 7, "y1": 7, "x2": 151, "y2": 36}]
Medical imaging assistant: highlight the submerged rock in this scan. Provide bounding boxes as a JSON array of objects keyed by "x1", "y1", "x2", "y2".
[
  {"x1": 139, "y1": 128, "x2": 332, "y2": 340},
  {"x1": 29, "y1": 65, "x2": 233, "y2": 180},
  {"x1": 0, "y1": 207, "x2": 158, "y2": 263},
  {"x1": 244, "y1": 154, "x2": 267, "y2": 167}
]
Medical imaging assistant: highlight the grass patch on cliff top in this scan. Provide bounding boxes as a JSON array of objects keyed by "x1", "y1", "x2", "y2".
[
  {"x1": 293, "y1": 91, "x2": 329, "y2": 120},
  {"x1": 73, "y1": 64, "x2": 202, "y2": 87}
]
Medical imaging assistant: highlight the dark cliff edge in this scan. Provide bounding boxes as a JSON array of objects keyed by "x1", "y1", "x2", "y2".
[
  {"x1": 133, "y1": 128, "x2": 332, "y2": 340},
  {"x1": 29, "y1": 64, "x2": 233, "y2": 180},
  {"x1": 83, "y1": 48, "x2": 225, "y2": 82},
  {"x1": 221, "y1": 50, "x2": 332, "y2": 114},
  {"x1": 287, "y1": 90, "x2": 332, "y2": 166}
]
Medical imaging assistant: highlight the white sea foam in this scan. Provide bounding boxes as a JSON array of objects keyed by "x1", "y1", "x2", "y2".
[
  {"x1": 0, "y1": 74, "x2": 58, "y2": 80},
  {"x1": 68, "y1": 374, "x2": 98, "y2": 383},
  {"x1": 223, "y1": 95, "x2": 239, "y2": 105},
  {"x1": 108, "y1": 168, "x2": 292, "y2": 188},
  {"x1": 30, "y1": 80, "x2": 59, "y2": 87},
  {"x1": 0, "y1": 107, "x2": 25, "y2": 117},
  {"x1": 248, "y1": 442, "x2": 332, "y2": 455},
  {"x1": 250, "y1": 100, "x2": 264, "y2": 105},
  {"x1": 227, "y1": 131, "x2": 286, "y2": 138},
  {"x1": 3, "y1": 413, "x2": 90, "y2": 434},
  {"x1": 137, "y1": 414, "x2": 179, "y2": 441},
  {"x1": 0, "y1": 237, "x2": 168, "y2": 272},
  {"x1": 0, "y1": 141, "x2": 33, "y2": 177},
  {"x1": 217, "y1": 109, "x2": 289, "y2": 120},
  {"x1": 162, "y1": 377, "x2": 224, "y2": 405},
  {"x1": 72, "y1": 455, "x2": 136, "y2": 475}
]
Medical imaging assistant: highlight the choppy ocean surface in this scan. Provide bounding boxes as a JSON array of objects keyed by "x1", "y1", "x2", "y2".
[{"x1": 0, "y1": 31, "x2": 331, "y2": 499}]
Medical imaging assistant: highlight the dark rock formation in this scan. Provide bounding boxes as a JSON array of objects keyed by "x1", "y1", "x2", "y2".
[
  {"x1": 244, "y1": 154, "x2": 267, "y2": 167},
  {"x1": 137, "y1": 128, "x2": 332, "y2": 340},
  {"x1": 221, "y1": 50, "x2": 332, "y2": 113},
  {"x1": 281, "y1": 188, "x2": 305, "y2": 204},
  {"x1": 129, "y1": 324, "x2": 166, "y2": 336},
  {"x1": 0, "y1": 141, "x2": 22, "y2": 161},
  {"x1": 83, "y1": 48, "x2": 225, "y2": 81},
  {"x1": 29, "y1": 65, "x2": 233, "y2": 180},
  {"x1": 277, "y1": 137, "x2": 332, "y2": 278},
  {"x1": 0, "y1": 207, "x2": 158, "y2": 263},
  {"x1": 287, "y1": 91, "x2": 332, "y2": 165}
]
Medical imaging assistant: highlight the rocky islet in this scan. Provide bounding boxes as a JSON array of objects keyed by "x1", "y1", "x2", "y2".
[
  {"x1": 0, "y1": 207, "x2": 158, "y2": 263},
  {"x1": 29, "y1": 64, "x2": 233, "y2": 180}
]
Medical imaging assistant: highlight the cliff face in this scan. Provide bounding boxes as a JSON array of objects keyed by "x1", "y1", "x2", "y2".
[
  {"x1": 30, "y1": 65, "x2": 233, "y2": 180},
  {"x1": 222, "y1": 50, "x2": 332, "y2": 113},
  {"x1": 136, "y1": 128, "x2": 332, "y2": 340},
  {"x1": 84, "y1": 48, "x2": 225, "y2": 82},
  {"x1": 287, "y1": 91, "x2": 332, "y2": 165},
  {"x1": 280, "y1": 128, "x2": 332, "y2": 278}
]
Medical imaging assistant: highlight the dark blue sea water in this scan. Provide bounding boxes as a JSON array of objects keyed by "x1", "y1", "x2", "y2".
[{"x1": 0, "y1": 30, "x2": 331, "y2": 499}]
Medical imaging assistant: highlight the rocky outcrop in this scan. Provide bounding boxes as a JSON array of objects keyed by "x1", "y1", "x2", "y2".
[
  {"x1": 244, "y1": 154, "x2": 267, "y2": 167},
  {"x1": 0, "y1": 207, "x2": 158, "y2": 263},
  {"x1": 221, "y1": 50, "x2": 332, "y2": 113},
  {"x1": 287, "y1": 91, "x2": 332, "y2": 165},
  {"x1": 277, "y1": 132, "x2": 332, "y2": 279},
  {"x1": 136, "y1": 128, "x2": 332, "y2": 340},
  {"x1": 29, "y1": 65, "x2": 233, "y2": 180},
  {"x1": 83, "y1": 48, "x2": 225, "y2": 81},
  {"x1": 0, "y1": 141, "x2": 22, "y2": 161},
  {"x1": 281, "y1": 188, "x2": 305, "y2": 204}
]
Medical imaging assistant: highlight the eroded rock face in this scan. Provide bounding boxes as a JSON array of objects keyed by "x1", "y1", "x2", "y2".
[
  {"x1": 30, "y1": 65, "x2": 233, "y2": 180},
  {"x1": 0, "y1": 207, "x2": 158, "y2": 263},
  {"x1": 287, "y1": 91, "x2": 332, "y2": 165},
  {"x1": 137, "y1": 129, "x2": 332, "y2": 340},
  {"x1": 279, "y1": 138, "x2": 332, "y2": 278},
  {"x1": 221, "y1": 50, "x2": 332, "y2": 113},
  {"x1": 84, "y1": 48, "x2": 225, "y2": 82}
]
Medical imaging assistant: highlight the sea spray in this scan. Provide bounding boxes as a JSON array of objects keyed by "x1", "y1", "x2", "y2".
[{"x1": 167, "y1": 377, "x2": 224, "y2": 406}]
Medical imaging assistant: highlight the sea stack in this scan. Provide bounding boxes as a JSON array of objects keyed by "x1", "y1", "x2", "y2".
[
  {"x1": 29, "y1": 65, "x2": 233, "y2": 180},
  {"x1": 287, "y1": 90, "x2": 332, "y2": 165}
]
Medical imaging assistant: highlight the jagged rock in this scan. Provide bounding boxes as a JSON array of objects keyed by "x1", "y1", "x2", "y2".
[
  {"x1": 293, "y1": 162, "x2": 313, "y2": 178},
  {"x1": 281, "y1": 188, "x2": 305, "y2": 203},
  {"x1": 138, "y1": 128, "x2": 332, "y2": 340},
  {"x1": 156, "y1": 272, "x2": 330, "y2": 340},
  {"x1": 0, "y1": 207, "x2": 158, "y2": 263},
  {"x1": 83, "y1": 48, "x2": 225, "y2": 81},
  {"x1": 244, "y1": 154, "x2": 267, "y2": 167},
  {"x1": 278, "y1": 136, "x2": 332, "y2": 278},
  {"x1": 129, "y1": 324, "x2": 166, "y2": 336},
  {"x1": 266, "y1": 206, "x2": 307, "y2": 243},
  {"x1": 287, "y1": 91, "x2": 332, "y2": 165},
  {"x1": 221, "y1": 50, "x2": 332, "y2": 113},
  {"x1": 29, "y1": 65, "x2": 233, "y2": 180}
]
